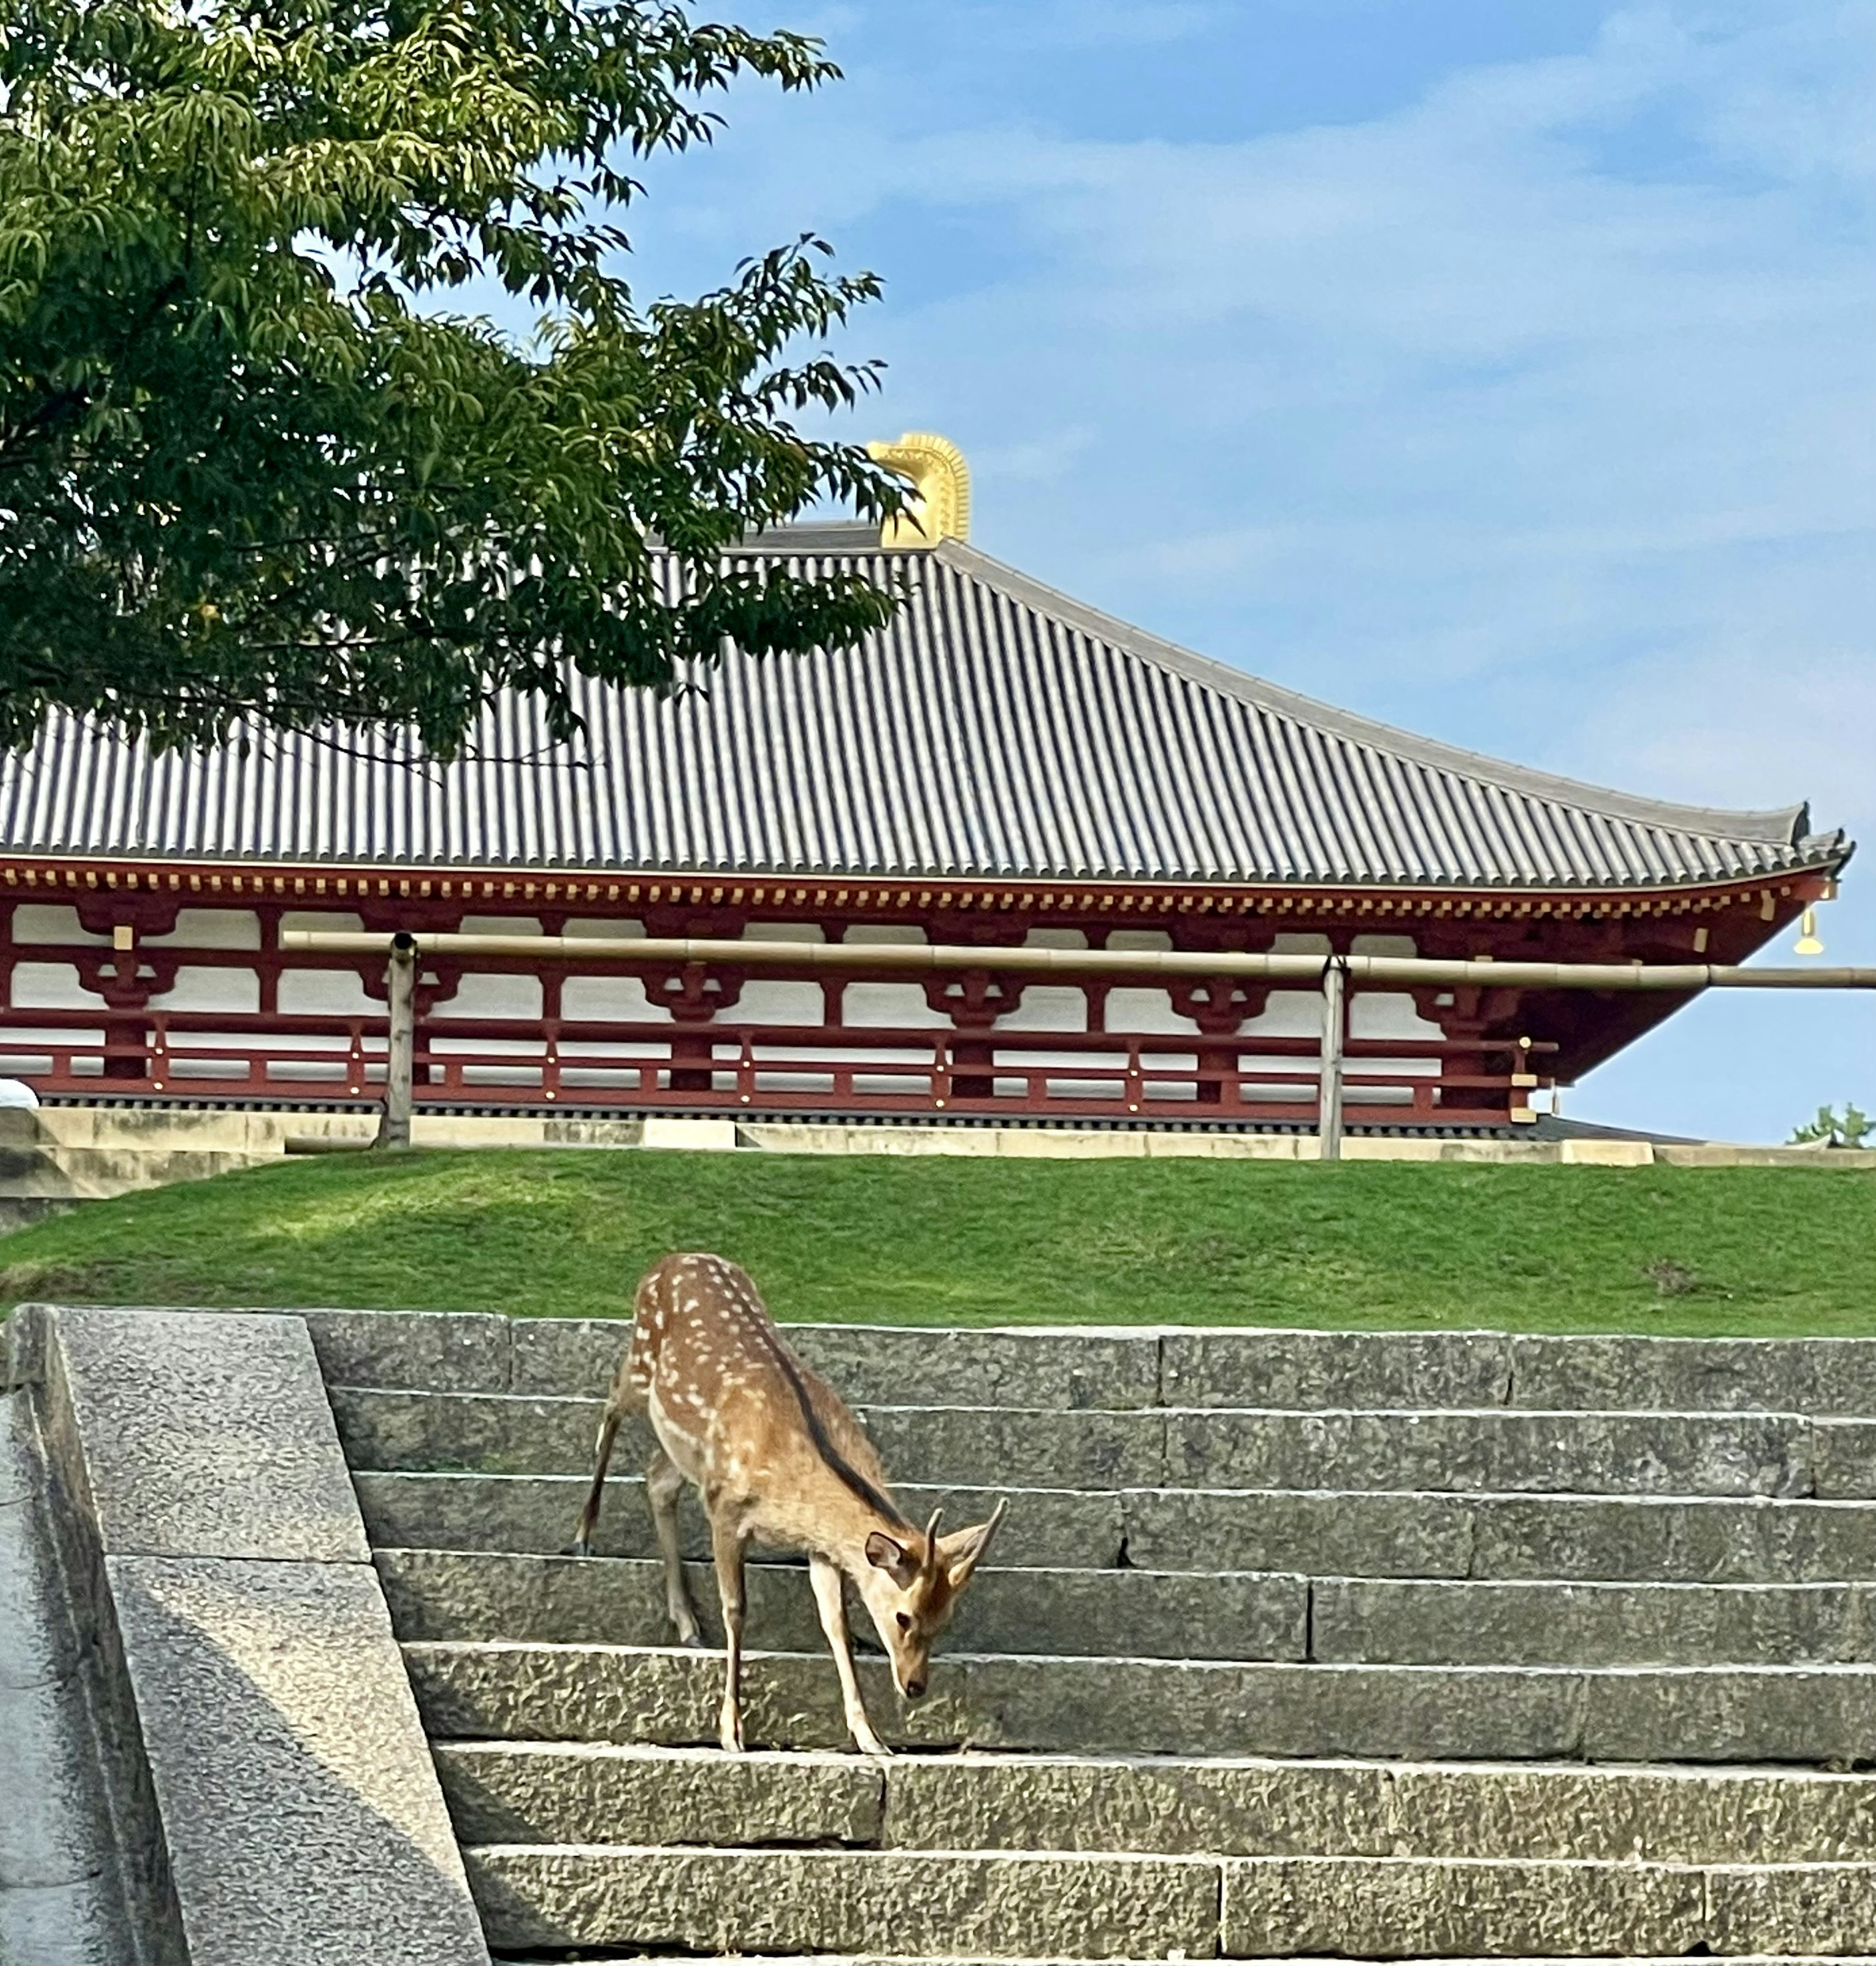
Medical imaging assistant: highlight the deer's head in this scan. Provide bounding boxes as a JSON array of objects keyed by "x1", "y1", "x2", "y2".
[{"x1": 854, "y1": 1502, "x2": 1006, "y2": 1700}]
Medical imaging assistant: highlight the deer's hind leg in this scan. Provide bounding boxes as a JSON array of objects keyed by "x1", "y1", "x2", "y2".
[
  {"x1": 647, "y1": 1446, "x2": 704, "y2": 1647},
  {"x1": 565, "y1": 1351, "x2": 646, "y2": 1557},
  {"x1": 565, "y1": 1408, "x2": 623, "y2": 1556}
]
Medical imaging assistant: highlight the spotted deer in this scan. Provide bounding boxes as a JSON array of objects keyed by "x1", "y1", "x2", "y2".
[{"x1": 567, "y1": 1252, "x2": 1006, "y2": 1757}]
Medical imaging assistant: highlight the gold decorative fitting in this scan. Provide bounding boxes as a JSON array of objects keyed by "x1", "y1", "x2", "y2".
[
  {"x1": 866, "y1": 432, "x2": 971, "y2": 547},
  {"x1": 1795, "y1": 906, "x2": 1825, "y2": 957}
]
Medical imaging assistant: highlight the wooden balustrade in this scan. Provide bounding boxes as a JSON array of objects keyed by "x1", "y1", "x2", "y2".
[{"x1": 0, "y1": 1004, "x2": 1554, "y2": 1125}]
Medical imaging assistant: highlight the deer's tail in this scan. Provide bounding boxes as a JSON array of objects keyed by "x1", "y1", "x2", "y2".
[{"x1": 565, "y1": 1402, "x2": 624, "y2": 1557}]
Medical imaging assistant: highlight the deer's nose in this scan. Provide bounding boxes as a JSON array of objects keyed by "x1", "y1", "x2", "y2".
[{"x1": 904, "y1": 1676, "x2": 927, "y2": 1699}]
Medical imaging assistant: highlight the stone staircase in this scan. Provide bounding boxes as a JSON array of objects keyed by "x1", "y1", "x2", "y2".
[{"x1": 308, "y1": 1315, "x2": 1876, "y2": 1964}]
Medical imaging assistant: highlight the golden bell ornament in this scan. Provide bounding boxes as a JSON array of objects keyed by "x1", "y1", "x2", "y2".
[{"x1": 1794, "y1": 907, "x2": 1825, "y2": 957}]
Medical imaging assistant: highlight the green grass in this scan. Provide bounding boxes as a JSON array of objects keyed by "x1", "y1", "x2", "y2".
[{"x1": 0, "y1": 1149, "x2": 1873, "y2": 1334}]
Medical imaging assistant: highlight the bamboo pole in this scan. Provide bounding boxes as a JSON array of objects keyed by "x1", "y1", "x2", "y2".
[
  {"x1": 376, "y1": 933, "x2": 416, "y2": 1150},
  {"x1": 1319, "y1": 961, "x2": 1347, "y2": 1160},
  {"x1": 279, "y1": 930, "x2": 1876, "y2": 993}
]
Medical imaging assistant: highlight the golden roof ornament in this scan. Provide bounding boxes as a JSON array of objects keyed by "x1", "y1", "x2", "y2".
[{"x1": 866, "y1": 432, "x2": 970, "y2": 548}]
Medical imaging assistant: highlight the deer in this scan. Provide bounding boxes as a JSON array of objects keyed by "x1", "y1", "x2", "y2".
[{"x1": 566, "y1": 1251, "x2": 1006, "y2": 1757}]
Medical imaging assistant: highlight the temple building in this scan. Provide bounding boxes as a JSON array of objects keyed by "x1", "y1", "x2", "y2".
[{"x1": 0, "y1": 440, "x2": 1850, "y2": 1130}]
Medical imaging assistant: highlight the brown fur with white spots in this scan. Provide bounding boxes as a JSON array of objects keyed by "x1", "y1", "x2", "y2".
[{"x1": 567, "y1": 1252, "x2": 1005, "y2": 1756}]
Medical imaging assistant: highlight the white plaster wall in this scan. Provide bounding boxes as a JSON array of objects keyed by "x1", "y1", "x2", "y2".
[
  {"x1": 853, "y1": 1072, "x2": 937, "y2": 1095},
  {"x1": 460, "y1": 915, "x2": 546, "y2": 936},
  {"x1": 744, "y1": 921, "x2": 824, "y2": 942},
  {"x1": 431, "y1": 973, "x2": 543, "y2": 1020},
  {"x1": 1351, "y1": 994, "x2": 1442, "y2": 1040},
  {"x1": 163, "y1": 1030, "x2": 264, "y2": 1078},
  {"x1": 997, "y1": 1047, "x2": 1131, "y2": 1069},
  {"x1": 561, "y1": 976, "x2": 673, "y2": 1022},
  {"x1": 1024, "y1": 926, "x2": 1088, "y2": 948},
  {"x1": 1107, "y1": 927, "x2": 1173, "y2": 951},
  {"x1": 0, "y1": 1023, "x2": 102, "y2": 1046},
  {"x1": 279, "y1": 910, "x2": 364, "y2": 934},
  {"x1": 1240, "y1": 990, "x2": 1327, "y2": 1039},
  {"x1": 429, "y1": 1035, "x2": 545, "y2": 1057},
  {"x1": 1237, "y1": 968, "x2": 1324, "y2": 1099},
  {"x1": 1105, "y1": 987, "x2": 1200, "y2": 1036},
  {"x1": 842, "y1": 982, "x2": 951, "y2": 1028},
  {"x1": 1346, "y1": 933, "x2": 1438, "y2": 1101},
  {"x1": 734, "y1": 981, "x2": 825, "y2": 1025},
  {"x1": 565, "y1": 918, "x2": 646, "y2": 938},
  {"x1": 0, "y1": 1021, "x2": 103, "y2": 1077},
  {"x1": 10, "y1": 906, "x2": 106, "y2": 945},
  {"x1": 844, "y1": 924, "x2": 927, "y2": 945},
  {"x1": 146, "y1": 909, "x2": 262, "y2": 949},
  {"x1": 148, "y1": 967, "x2": 261, "y2": 1014},
  {"x1": 762, "y1": 1042, "x2": 934, "y2": 1065},
  {"x1": 9, "y1": 963, "x2": 102, "y2": 1008},
  {"x1": 993, "y1": 986, "x2": 1087, "y2": 1033},
  {"x1": 278, "y1": 969, "x2": 377, "y2": 1015}
]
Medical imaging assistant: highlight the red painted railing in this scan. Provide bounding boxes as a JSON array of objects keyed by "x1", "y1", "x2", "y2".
[{"x1": 0, "y1": 1007, "x2": 1554, "y2": 1124}]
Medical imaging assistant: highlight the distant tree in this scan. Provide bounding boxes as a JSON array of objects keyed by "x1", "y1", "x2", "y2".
[
  {"x1": 1790, "y1": 1104, "x2": 1873, "y2": 1148},
  {"x1": 0, "y1": 0, "x2": 904, "y2": 755}
]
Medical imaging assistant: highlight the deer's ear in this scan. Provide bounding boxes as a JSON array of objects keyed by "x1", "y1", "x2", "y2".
[
  {"x1": 939, "y1": 1498, "x2": 1007, "y2": 1589},
  {"x1": 865, "y1": 1531, "x2": 919, "y2": 1587}
]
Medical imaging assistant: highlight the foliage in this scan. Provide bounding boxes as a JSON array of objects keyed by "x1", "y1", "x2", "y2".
[
  {"x1": 4, "y1": 1151, "x2": 1876, "y2": 1335},
  {"x1": 0, "y1": 0, "x2": 905, "y2": 754},
  {"x1": 1790, "y1": 1104, "x2": 1872, "y2": 1149}
]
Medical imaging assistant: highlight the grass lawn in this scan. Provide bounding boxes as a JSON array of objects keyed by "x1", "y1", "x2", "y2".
[{"x1": 0, "y1": 1148, "x2": 1872, "y2": 1335}]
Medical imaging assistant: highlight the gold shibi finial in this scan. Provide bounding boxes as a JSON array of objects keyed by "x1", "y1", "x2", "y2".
[
  {"x1": 1795, "y1": 906, "x2": 1825, "y2": 957},
  {"x1": 866, "y1": 432, "x2": 970, "y2": 548}
]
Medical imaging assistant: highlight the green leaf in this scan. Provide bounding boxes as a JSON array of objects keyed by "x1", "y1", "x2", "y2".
[{"x1": 0, "y1": 0, "x2": 905, "y2": 754}]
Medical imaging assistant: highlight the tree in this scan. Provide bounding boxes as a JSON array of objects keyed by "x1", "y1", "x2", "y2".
[
  {"x1": 1790, "y1": 1104, "x2": 1873, "y2": 1149},
  {"x1": 0, "y1": 0, "x2": 905, "y2": 755}
]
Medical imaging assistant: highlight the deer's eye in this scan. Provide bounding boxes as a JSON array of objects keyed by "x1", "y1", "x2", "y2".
[{"x1": 895, "y1": 1612, "x2": 912, "y2": 1631}]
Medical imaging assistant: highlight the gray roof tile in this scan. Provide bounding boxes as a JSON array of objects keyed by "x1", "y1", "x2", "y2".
[{"x1": 0, "y1": 537, "x2": 1848, "y2": 890}]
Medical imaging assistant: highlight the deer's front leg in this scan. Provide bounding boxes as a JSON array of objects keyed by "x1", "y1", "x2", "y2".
[
  {"x1": 645, "y1": 1449, "x2": 703, "y2": 1646},
  {"x1": 711, "y1": 1515, "x2": 748, "y2": 1753},
  {"x1": 809, "y1": 1555, "x2": 890, "y2": 1758}
]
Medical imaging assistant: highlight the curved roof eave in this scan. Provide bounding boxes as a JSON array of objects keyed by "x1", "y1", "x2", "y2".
[{"x1": 937, "y1": 541, "x2": 1822, "y2": 853}]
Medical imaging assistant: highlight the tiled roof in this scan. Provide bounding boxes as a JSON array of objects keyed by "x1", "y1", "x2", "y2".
[{"x1": 0, "y1": 531, "x2": 1848, "y2": 890}]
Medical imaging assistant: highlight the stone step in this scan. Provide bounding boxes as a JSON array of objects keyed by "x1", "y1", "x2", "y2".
[
  {"x1": 1124, "y1": 1487, "x2": 1876, "y2": 1583},
  {"x1": 405, "y1": 1641, "x2": 1876, "y2": 1762},
  {"x1": 355, "y1": 1471, "x2": 1876, "y2": 1583},
  {"x1": 377, "y1": 1548, "x2": 1876, "y2": 1668},
  {"x1": 434, "y1": 1741, "x2": 1876, "y2": 1865},
  {"x1": 305, "y1": 1310, "x2": 1876, "y2": 1416},
  {"x1": 460, "y1": 1843, "x2": 1876, "y2": 1959},
  {"x1": 1225, "y1": 1856, "x2": 1876, "y2": 1960},
  {"x1": 463, "y1": 1844, "x2": 1216, "y2": 1960},
  {"x1": 356, "y1": 1473, "x2": 1124, "y2": 1570},
  {"x1": 374, "y1": 1549, "x2": 1308, "y2": 1663},
  {"x1": 330, "y1": 1388, "x2": 1874, "y2": 1498},
  {"x1": 485, "y1": 1956, "x2": 1876, "y2": 1966}
]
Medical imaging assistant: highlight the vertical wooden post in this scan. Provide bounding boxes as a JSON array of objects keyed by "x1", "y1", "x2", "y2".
[
  {"x1": 378, "y1": 933, "x2": 416, "y2": 1150},
  {"x1": 1318, "y1": 959, "x2": 1346, "y2": 1161}
]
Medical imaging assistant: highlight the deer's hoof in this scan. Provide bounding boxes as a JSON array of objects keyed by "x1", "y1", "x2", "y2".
[
  {"x1": 676, "y1": 1624, "x2": 705, "y2": 1649},
  {"x1": 560, "y1": 1541, "x2": 591, "y2": 1559}
]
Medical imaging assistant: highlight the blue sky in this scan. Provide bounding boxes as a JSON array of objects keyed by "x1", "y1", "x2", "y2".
[{"x1": 606, "y1": 1, "x2": 1875, "y2": 1143}]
